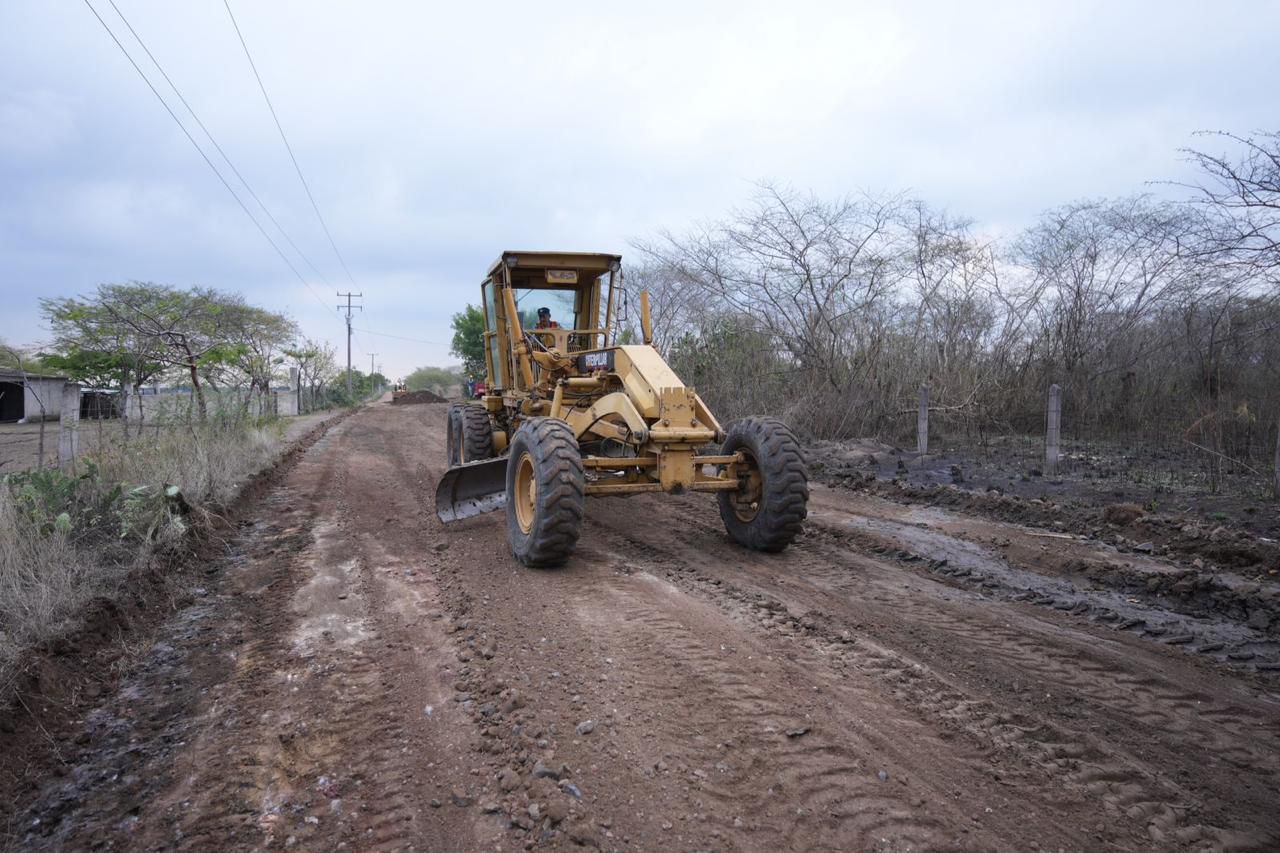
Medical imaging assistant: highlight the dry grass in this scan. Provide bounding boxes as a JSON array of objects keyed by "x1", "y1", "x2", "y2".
[
  {"x1": 0, "y1": 416, "x2": 286, "y2": 706},
  {"x1": 100, "y1": 418, "x2": 285, "y2": 508},
  {"x1": 0, "y1": 490, "x2": 100, "y2": 696}
]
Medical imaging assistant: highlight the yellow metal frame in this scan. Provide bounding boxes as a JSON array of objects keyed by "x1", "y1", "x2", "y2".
[{"x1": 474, "y1": 251, "x2": 743, "y2": 499}]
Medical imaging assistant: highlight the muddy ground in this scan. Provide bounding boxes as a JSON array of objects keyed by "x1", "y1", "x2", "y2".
[
  {"x1": 809, "y1": 437, "x2": 1280, "y2": 541},
  {"x1": 4, "y1": 401, "x2": 1279, "y2": 851}
]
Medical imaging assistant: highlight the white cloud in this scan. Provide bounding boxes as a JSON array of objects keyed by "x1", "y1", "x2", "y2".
[{"x1": 1, "y1": 0, "x2": 1277, "y2": 378}]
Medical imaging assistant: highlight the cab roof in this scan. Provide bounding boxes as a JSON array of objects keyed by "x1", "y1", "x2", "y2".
[{"x1": 486, "y1": 251, "x2": 622, "y2": 280}]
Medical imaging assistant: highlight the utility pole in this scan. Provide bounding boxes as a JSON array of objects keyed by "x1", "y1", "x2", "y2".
[
  {"x1": 337, "y1": 292, "x2": 362, "y2": 399},
  {"x1": 369, "y1": 353, "x2": 378, "y2": 395}
]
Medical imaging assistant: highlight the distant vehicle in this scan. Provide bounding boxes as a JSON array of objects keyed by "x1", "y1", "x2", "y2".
[{"x1": 465, "y1": 380, "x2": 487, "y2": 399}]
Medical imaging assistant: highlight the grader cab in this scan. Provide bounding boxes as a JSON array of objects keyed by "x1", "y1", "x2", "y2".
[{"x1": 436, "y1": 251, "x2": 808, "y2": 567}]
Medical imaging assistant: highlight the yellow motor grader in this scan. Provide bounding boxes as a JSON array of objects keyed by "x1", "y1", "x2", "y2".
[{"x1": 436, "y1": 251, "x2": 808, "y2": 567}]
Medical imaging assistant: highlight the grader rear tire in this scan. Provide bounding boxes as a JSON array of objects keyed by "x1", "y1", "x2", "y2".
[
  {"x1": 505, "y1": 418, "x2": 584, "y2": 568},
  {"x1": 718, "y1": 417, "x2": 808, "y2": 552},
  {"x1": 459, "y1": 405, "x2": 495, "y2": 463},
  {"x1": 448, "y1": 404, "x2": 495, "y2": 466}
]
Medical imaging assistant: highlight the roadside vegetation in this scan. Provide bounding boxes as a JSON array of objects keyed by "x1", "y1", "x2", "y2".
[
  {"x1": 606, "y1": 131, "x2": 1279, "y2": 497},
  {"x1": 0, "y1": 414, "x2": 284, "y2": 698},
  {"x1": 0, "y1": 283, "x2": 370, "y2": 707}
]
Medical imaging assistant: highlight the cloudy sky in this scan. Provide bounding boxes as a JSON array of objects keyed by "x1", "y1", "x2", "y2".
[{"x1": 2, "y1": 0, "x2": 1277, "y2": 379}]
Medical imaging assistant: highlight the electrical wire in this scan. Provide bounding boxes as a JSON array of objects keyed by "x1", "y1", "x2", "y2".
[
  {"x1": 104, "y1": 0, "x2": 336, "y2": 297},
  {"x1": 80, "y1": 0, "x2": 332, "y2": 314},
  {"x1": 223, "y1": 0, "x2": 359, "y2": 289},
  {"x1": 353, "y1": 328, "x2": 440, "y2": 346}
]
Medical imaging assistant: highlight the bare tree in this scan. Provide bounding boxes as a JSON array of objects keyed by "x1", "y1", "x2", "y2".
[
  {"x1": 1011, "y1": 196, "x2": 1196, "y2": 421},
  {"x1": 1182, "y1": 130, "x2": 1280, "y2": 284}
]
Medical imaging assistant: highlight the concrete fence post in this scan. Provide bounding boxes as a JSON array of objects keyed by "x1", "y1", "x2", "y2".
[
  {"x1": 917, "y1": 384, "x2": 930, "y2": 458},
  {"x1": 58, "y1": 383, "x2": 82, "y2": 473},
  {"x1": 1273, "y1": 412, "x2": 1280, "y2": 499},
  {"x1": 1045, "y1": 383, "x2": 1062, "y2": 476}
]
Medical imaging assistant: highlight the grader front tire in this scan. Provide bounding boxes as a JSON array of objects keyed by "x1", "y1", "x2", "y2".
[
  {"x1": 505, "y1": 418, "x2": 585, "y2": 568},
  {"x1": 718, "y1": 417, "x2": 808, "y2": 552}
]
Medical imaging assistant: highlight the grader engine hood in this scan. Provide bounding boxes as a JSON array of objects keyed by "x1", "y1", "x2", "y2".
[
  {"x1": 562, "y1": 345, "x2": 720, "y2": 449},
  {"x1": 564, "y1": 345, "x2": 720, "y2": 494},
  {"x1": 610, "y1": 346, "x2": 719, "y2": 443}
]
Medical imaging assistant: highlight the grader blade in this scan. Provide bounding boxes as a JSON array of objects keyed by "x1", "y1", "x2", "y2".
[{"x1": 436, "y1": 457, "x2": 507, "y2": 523}]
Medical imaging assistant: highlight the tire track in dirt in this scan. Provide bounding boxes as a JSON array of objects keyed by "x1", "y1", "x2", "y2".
[
  {"x1": 796, "y1": 525, "x2": 1280, "y2": 749},
  {"x1": 805, "y1": 491, "x2": 1280, "y2": 670},
  {"x1": 571, "y1": 569, "x2": 958, "y2": 851},
  {"x1": 578, "y1": 530, "x2": 1091, "y2": 851},
  {"x1": 132, "y1": 419, "x2": 476, "y2": 851},
  {"x1": 15, "y1": 410, "x2": 490, "y2": 852},
  {"x1": 791, "y1": 520, "x2": 1280, "y2": 778},
  {"x1": 586, "y1": 493, "x2": 1280, "y2": 850}
]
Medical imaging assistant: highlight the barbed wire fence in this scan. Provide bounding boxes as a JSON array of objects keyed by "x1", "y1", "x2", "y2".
[{"x1": 908, "y1": 382, "x2": 1279, "y2": 503}]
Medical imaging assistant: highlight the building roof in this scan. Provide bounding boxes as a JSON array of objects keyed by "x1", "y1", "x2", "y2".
[{"x1": 0, "y1": 368, "x2": 69, "y2": 382}]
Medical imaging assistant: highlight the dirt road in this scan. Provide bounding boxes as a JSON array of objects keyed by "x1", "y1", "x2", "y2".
[{"x1": 11, "y1": 401, "x2": 1280, "y2": 851}]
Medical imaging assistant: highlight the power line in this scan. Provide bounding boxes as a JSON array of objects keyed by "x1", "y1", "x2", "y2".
[
  {"x1": 80, "y1": 0, "x2": 331, "y2": 315},
  {"x1": 352, "y1": 327, "x2": 441, "y2": 346},
  {"x1": 104, "y1": 0, "x2": 336, "y2": 301},
  {"x1": 223, "y1": 0, "x2": 359, "y2": 289}
]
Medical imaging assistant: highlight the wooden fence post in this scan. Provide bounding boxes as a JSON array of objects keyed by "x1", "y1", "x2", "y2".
[
  {"x1": 917, "y1": 384, "x2": 929, "y2": 458},
  {"x1": 1045, "y1": 383, "x2": 1061, "y2": 476},
  {"x1": 58, "y1": 383, "x2": 81, "y2": 473}
]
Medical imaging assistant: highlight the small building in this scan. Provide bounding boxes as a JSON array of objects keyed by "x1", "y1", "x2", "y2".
[{"x1": 0, "y1": 369, "x2": 71, "y2": 423}]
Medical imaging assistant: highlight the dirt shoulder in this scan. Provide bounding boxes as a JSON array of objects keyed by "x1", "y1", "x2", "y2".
[
  {"x1": 0, "y1": 407, "x2": 351, "y2": 846},
  {"x1": 7, "y1": 402, "x2": 1280, "y2": 851}
]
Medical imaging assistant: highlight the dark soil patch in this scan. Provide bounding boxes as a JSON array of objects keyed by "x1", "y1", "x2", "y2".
[
  {"x1": 811, "y1": 445, "x2": 1280, "y2": 643},
  {"x1": 808, "y1": 437, "x2": 1280, "y2": 539},
  {"x1": 392, "y1": 389, "x2": 446, "y2": 405}
]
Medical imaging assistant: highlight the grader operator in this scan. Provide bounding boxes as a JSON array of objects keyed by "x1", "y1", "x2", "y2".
[{"x1": 436, "y1": 251, "x2": 808, "y2": 567}]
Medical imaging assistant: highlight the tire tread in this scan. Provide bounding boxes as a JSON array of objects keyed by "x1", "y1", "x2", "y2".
[{"x1": 717, "y1": 416, "x2": 809, "y2": 552}]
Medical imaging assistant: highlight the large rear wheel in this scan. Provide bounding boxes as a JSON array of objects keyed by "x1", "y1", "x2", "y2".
[
  {"x1": 449, "y1": 404, "x2": 495, "y2": 466},
  {"x1": 505, "y1": 418, "x2": 584, "y2": 567},
  {"x1": 459, "y1": 405, "x2": 495, "y2": 463},
  {"x1": 718, "y1": 417, "x2": 808, "y2": 552}
]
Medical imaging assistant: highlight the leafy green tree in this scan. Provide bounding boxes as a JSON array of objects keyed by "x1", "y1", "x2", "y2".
[
  {"x1": 43, "y1": 283, "x2": 296, "y2": 422},
  {"x1": 37, "y1": 350, "x2": 129, "y2": 390},
  {"x1": 450, "y1": 305, "x2": 487, "y2": 380},
  {"x1": 42, "y1": 289, "x2": 167, "y2": 430},
  {"x1": 223, "y1": 305, "x2": 299, "y2": 411}
]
